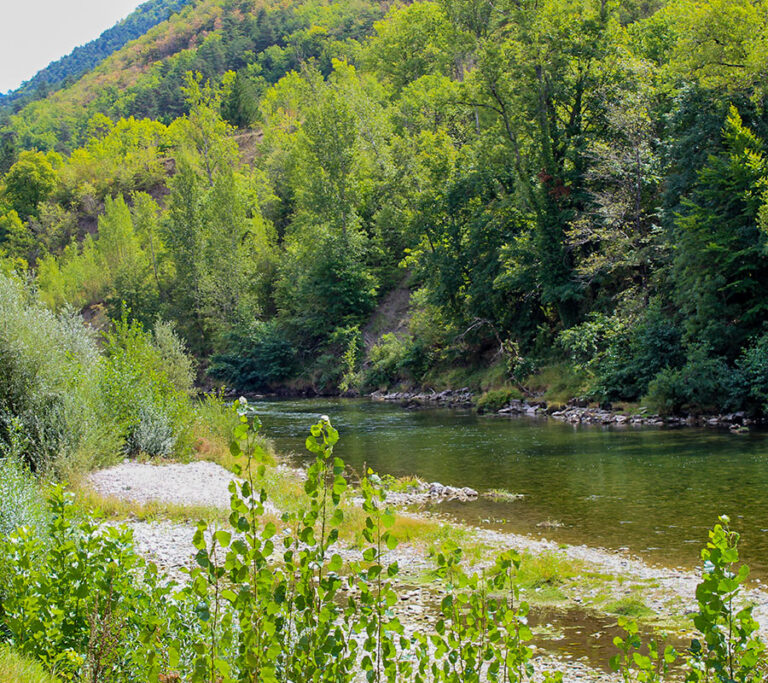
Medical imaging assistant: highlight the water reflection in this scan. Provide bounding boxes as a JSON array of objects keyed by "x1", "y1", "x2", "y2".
[{"x1": 251, "y1": 398, "x2": 768, "y2": 577}]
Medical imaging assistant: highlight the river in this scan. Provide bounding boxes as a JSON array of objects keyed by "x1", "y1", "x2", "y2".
[{"x1": 251, "y1": 398, "x2": 768, "y2": 578}]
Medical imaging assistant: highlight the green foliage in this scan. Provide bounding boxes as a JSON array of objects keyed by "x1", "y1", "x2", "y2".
[
  {"x1": 673, "y1": 107, "x2": 768, "y2": 357},
  {"x1": 208, "y1": 320, "x2": 296, "y2": 391},
  {"x1": 0, "y1": 272, "x2": 111, "y2": 473},
  {"x1": 364, "y1": 333, "x2": 433, "y2": 390},
  {"x1": 560, "y1": 306, "x2": 684, "y2": 402},
  {"x1": 476, "y1": 388, "x2": 522, "y2": 414},
  {"x1": 8, "y1": 0, "x2": 768, "y2": 409},
  {"x1": 643, "y1": 346, "x2": 740, "y2": 416},
  {"x1": 610, "y1": 616, "x2": 676, "y2": 682},
  {"x1": 101, "y1": 315, "x2": 194, "y2": 457},
  {"x1": 0, "y1": 455, "x2": 49, "y2": 541},
  {"x1": 686, "y1": 515, "x2": 766, "y2": 681},
  {"x1": 366, "y1": 333, "x2": 411, "y2": 389},
  {"x1": 0, "y1": 487, "x2": 185, "y2": 681},
  {"x1": 737, "y1": 332, "x2": 768, "y2": 413},
  {"x1": 2, "y1": 151, "x2": 61, "y2": 220}
]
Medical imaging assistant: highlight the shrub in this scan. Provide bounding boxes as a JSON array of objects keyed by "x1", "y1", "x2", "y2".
[
  {"x1": 364, "y1": 333, "x2": 408, "y2": 388},
  {"x1": 151, "y1": 319, "x2": 196, "y2": 396},
  {"x1": 364, "y1": 332, "x2": 432, "y2": 390},
  {"x1": 476, "y1": 387, "x2": 522, "y2": 413},
  {"x1": 0, "y1": 488, "x2": 188, "y2": 681},
  {"x1": 125, "y1": 404, "x2": 176, "y2": 457},
  {"x1": 560, "y1": 305, "x2": 684, "y2": 402},
  {"x1": 0, "y1": 272, "x2": 115, "y2": 473},
  {"x1": 737, "y1": 332, "x2": 768, "y2": 414},
  {"x1": 0, "y1": 454, "x2": 48, "y2": 541},
  {"x1": 311, "y1": 325, "x2": 364, "y2": 393},
  {"x1": 644, "y1": 346, "x2": 740, "y2": 415},
  {"x1": 208, "y1": 320, "x2": 297, "y2": 391},
  {"x1": 101, "y1": 315, "x2": 193, "y2": 457}
]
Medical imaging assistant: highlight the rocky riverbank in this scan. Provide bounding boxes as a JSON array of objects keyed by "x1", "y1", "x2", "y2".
[
  {"x1": 83, "y1": 458, "x2": 768, "y2": 681},
  {"x1": 370, "y1": 388, "x2": 474, "y2": 408},
  {"x1": 498, "y1": 399, "x2": 763, "y2": 431},
  {"x1": 370, "y1": 387, "x2": 763, "y2": 431}
]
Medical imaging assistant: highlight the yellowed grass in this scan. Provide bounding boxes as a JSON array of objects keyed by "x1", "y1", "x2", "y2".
[{"x1": 0, "y1": 645, "x2": 59, "y2": 683}]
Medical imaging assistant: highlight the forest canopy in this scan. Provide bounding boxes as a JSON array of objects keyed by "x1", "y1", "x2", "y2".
[{"x1": 3, "y1": 0, "x2": 768, "y2": 415}]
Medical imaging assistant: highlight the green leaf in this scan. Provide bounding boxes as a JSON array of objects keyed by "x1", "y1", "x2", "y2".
[{"x1": 214, "y1": 530, "x2": 231, "y2": 547}]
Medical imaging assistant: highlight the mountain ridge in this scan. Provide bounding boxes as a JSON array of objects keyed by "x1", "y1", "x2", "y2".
[{"x1": 0, "y1": 0, "x2": 193, "y2": 111}]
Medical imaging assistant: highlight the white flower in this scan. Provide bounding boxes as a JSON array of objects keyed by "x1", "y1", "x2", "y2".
[
  {"x1": 320, "y1": 414, "x2": 330, "y2": 423},
  {"x1": 238, "y1": 396, "x2": 248, "y2": 405}
]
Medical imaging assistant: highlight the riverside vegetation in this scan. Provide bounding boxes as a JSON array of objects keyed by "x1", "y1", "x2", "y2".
[
  {"x1": 5, "y1": 0, "x2": 768, "y2": 414},
  {"x1": 0, "y1": 276, "x2": 765, "y2": 679},
  {"x1": 0, "y1": 399, "x2": 766, "y2": 682},
  {"x1": 4, "y1": 0, "x2": 768, "y2": 678}
]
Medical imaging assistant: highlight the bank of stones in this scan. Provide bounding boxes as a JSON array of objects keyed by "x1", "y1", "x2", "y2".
[
  {"x1": 370, "y1": 388, "x2": 474, "y2": 408},
  {"x1": 498, "y1": 399, "x2": 762, "y2": 430},
  {"x1": 371, "y1": 389, "x2": 761, "y2": 430}
]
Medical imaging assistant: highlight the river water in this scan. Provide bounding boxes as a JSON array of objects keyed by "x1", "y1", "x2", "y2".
[{"x1": 251, "y1": 398, "x2": 768, "y2": 578}]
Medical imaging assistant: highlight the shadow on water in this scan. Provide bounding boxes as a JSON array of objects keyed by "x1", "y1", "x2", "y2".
[{"x1": 251, "y1": 398, "x2": 768, "y2": 579}]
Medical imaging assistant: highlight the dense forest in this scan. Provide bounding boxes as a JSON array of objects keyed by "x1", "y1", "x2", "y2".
[
  {"x1": 0, "y1": 0, "x2": 192, "y2": 109},
  {"x1": 3, "y1": 0, "x2": 768, "y2": 418}
]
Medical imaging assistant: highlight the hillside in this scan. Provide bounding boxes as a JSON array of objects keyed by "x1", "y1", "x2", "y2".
[
  {"x1": 0, "y1": 0, "x2": 384, "y2": 157},
  {"x1": 2, "y1": 0, "x2": 768, "y2": 417},
  {"x1": 0, "y1": 0, "x2": 193, "y2": 111}
]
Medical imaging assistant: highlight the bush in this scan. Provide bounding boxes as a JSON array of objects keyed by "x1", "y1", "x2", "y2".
[
  {"x1": 476, "y1": 387, "x2": 522, "y2": 414},
  {"x1": 208, "y1": 320, "x2": 297, "y2": 391},
  {"x1": 310, "y1": 325, "x2": 364, "y2": 393},
  {"x1": 365, "y1": 333, "x2": 409, "y2": 388},
  {"x1": 101, "y1": 315, "x2": 194, "y2": 457},
  {"x1": 644, "y1": 346, "x2": 741, "y2": 415},
  {"x1": 364, "y1": 332, "x2": 432, "y2": 390},
  {"x1": 0, "y1": 272, "x2": 115, "y2": 473},
  {"x1": 737, "y1": 332, "x2": 768, "y2": 414},
  {"x1": 0, "y1": 488, "x2": 189, "y2": 681},
  {"x1": 560, "y1": 306, "x2": 684, "y2": 402},
  {"x1": 0, "y1": 455, "x2": 48, "y2": 541},
  {"x1": 125, "y1": 404, "x2": 176, "y2": 457}
]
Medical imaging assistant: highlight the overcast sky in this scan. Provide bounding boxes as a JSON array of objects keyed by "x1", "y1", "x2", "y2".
[{"x1": 0, "y1": 0, "x2": 146, "y2": 93}]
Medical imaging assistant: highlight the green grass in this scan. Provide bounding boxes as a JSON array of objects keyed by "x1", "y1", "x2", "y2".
[
  {"x1": 525, "y1": 362, "x2": 588, "y2": 404},
  {"x1": 72, "y1": 479, "x2": 228, "y2": 525},
  {"x1": 0, "y1": 645, "x2": 59, "y2": 683},
  {"x1": 382, "y1": 474, "x2": 425, "y2": 493},
  {"x1": 476, "y1": 388, "x2": 524, "y2": 414},
  {"x1": 605, "y1": 596, "x2": 654, "y2": 619},
  {"x1": 483, "y1": 488, "x2": 525, "y2": 502}
]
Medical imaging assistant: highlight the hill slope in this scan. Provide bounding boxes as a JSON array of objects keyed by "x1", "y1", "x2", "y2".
[
  {"x1": 2, "y1": 0, "x2": 383, "y2": 154},
  {"x1": 3, "y1": 0, "x2": 768, "y2": 417},
  {"x1": 0, "y1": 0, "x2": 193, "y2": 111}
]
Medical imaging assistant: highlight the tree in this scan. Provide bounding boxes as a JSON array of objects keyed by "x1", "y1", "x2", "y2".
[
  {"x1": 221, "y1": 70, "x2": 259, "y2": 128},
  {"x1": 461, "y1": 0, "x2": 623, "y2": 326},
  {"x1": 2, "y1": 150, "x2": 61, "y2": 220},
  {"x1": 673, "y1": 106, "x2": 768, "y2": 357}
]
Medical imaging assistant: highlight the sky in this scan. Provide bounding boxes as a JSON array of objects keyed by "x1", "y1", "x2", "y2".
[{"x1": 0, "y1": 0, "x2": 146, "y2": 93}]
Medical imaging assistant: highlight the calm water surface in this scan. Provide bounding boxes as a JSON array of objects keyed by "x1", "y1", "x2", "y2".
[{"x1": 251, "y1": 398, "x2": 768, "y2": 577}]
